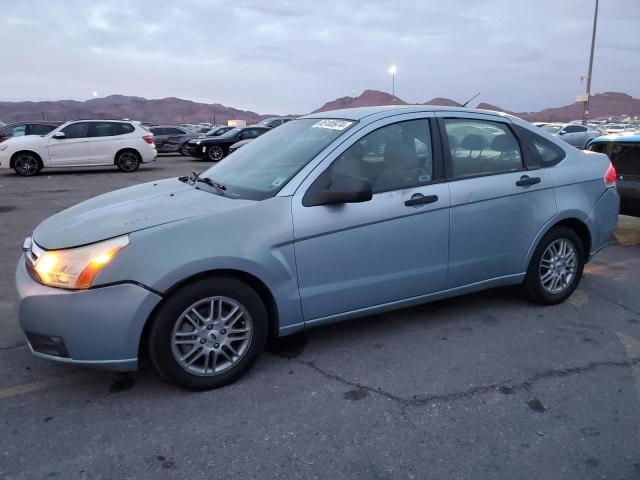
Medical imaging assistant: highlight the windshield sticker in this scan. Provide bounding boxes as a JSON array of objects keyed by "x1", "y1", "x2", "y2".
[
  {"x1": 312, "y1": 119, "x2": 353, "y2": 130},
  {"x1": 272, "y1": 177, "x2": 286, "y2": 187}
]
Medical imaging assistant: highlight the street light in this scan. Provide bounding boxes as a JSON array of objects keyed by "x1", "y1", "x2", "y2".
[
  {"x1": 388, "y1": 65, "x2": 397, "y2": 97},
  {"x1": 582, "y1": 0, "x2": 599, "y2": 125}
]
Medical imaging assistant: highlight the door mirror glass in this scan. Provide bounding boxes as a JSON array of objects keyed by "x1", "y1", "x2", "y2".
[
  {"x1": 303, "y1": 174, "x2": 373, "y2": 207},
  {"x1": 52, "y1": 131, "x2": 66, "y2": 139},
  {"x1": 557, "y1": 130, "x2": 565, "y2": 135}
]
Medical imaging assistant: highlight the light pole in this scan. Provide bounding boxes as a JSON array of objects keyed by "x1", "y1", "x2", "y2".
[
  {"x1": 582, "y1": 0, "x2": 599, "y2": 125},
  {"x1": 388, "y1": 65, "x2": 397, "y2": 98}
]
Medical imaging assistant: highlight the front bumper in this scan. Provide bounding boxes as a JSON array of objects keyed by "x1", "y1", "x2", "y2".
[
  {"x1": 186, "y1": 144, "x2": 206, "y2": 157},
  {"x1": 16, "y1": 256, "x2": 162, "y2": 371}
]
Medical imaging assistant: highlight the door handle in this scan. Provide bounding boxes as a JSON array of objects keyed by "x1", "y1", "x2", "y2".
[
  {"x1": 516, "y1": 175, "x2": 541, "y2": 187},
  {"x1": 404, "y1": 194, "x2": 438, "y2": 207}
]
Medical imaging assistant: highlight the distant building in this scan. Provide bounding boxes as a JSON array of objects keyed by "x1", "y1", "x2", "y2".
[{"x1": 228, "y1": 120, "x2": 246, "y2": 128}]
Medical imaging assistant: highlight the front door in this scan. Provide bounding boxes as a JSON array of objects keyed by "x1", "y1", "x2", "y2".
[
  {"x1": 47, "y1": 122, "x2": 91, "y2": 166},
  {"x1": 439, "y1": 114, "x2": 557, "y2": 287},
  {"x1": 292, "y1": 115, "x2": 450, "y2": 322}
]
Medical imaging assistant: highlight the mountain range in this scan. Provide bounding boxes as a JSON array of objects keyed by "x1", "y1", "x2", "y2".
[{"x1": 0, "y1": 90, "x2": 638, "y2": 125}]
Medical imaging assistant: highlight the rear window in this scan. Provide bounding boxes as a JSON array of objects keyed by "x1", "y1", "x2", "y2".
[{"x1": 589, "y1": 142, "x2": 640, "y2": 176}]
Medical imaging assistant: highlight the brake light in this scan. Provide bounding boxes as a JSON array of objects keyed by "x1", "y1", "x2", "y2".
[
  {"x1": 143, "y1": 135, "x2": 154, "y2": 144},
  {"x1": 604, "y1": 162, "x2": 616, "y2": 188}
]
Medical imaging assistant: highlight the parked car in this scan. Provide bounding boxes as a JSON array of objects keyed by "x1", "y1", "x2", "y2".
[
  {"x1": 147, "y1": 125, "x2": 198, "y2": 156},
  {"x1": 256, "y1": 117, "x2": 293, "y2": 129},
  {"x1": 553, "y1": 123, "x2": 601, "y2": 149},
  {"x1": 15, "y1": 106, "x2": 618, "y2": 390},
  {"x1": 197, "y1": 126, "x2": 234, "y2": 139},
  {"x1": 0, "y1": 121, "x2": 62, "y2": 143},
  {"x1": 588, "y1": 131, "x2": 640, "y2": 216},
  {"x1": 0, "y1": 120, "x2": 156, "y2": 176},
  {"x1": 186, "y1": 126, "x2": 271, "y2": 161}
]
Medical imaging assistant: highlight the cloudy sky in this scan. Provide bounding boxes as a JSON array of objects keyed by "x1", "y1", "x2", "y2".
[{"x1": 2, "y1": 0, "x2": 639, "y2": 114}]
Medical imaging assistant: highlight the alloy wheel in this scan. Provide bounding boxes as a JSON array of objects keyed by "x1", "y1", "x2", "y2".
[
  {"x1": 539, "y1": 238, "x2": 577, "y2": 294},
  {"x1": 14, "y1": 155, "x2": 39, "y2": 176},
  {"x1": 171, "y1": 296, "x2": 253, "y2": 376},
  {"x1": 118, "y1": 152, "x2": 139, "y2": 172},
  {"x1": 208, "y1": 146, "x2": 224, "y2": 161}
]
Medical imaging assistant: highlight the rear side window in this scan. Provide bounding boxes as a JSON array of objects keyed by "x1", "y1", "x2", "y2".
[
  {"x1": 165, "y1": 127, "x2": 185, "y2": 135},
  {"x1": 149, "y1": 127, "x2": 163, "y2": 135},
  {"x1": 113, "y1": 123, "x2": 134, "y2": 135},
  {"x1": 29, "y1": 124, "x2": 56, "y2": 135},
  {"x1": 443, "y1": 118, "x2": 523, "y2": 179},
  {"x1": 513, "y1": 125, "x2": 566, "y2": 167}
]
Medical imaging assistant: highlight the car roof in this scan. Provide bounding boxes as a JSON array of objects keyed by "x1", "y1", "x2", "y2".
[{"x1": 302, "y1": 105, "x2": 510, "y2": 121}]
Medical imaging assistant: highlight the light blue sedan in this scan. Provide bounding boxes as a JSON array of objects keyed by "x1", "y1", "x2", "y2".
[{"x1": 17, "y1": 106, "x2": 620, "y2": 389}]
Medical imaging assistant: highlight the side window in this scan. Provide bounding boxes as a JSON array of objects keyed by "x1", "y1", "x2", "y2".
[
  {"x1": 564, "y1": 125, "x2": 586, "y2": 133},
  {"x1": 111, "y1": 123, "x2": 134, "y2": 135},
  {"x1": 149, "y1": 127, "x2": 162, "y2": 135},
  {"x1": 513, "y1": 125, "x2": 566, "y2": 167},
  {"x1": 3, "y1": 124, "x2": 27, "y2": 137},
  {"x1": 317, "y1": 119, "x2": 433, "y2": 194},
  {"x1": 90, "y1": 122, "x2": 113, "y2": 137},
  {"x1": 241, "y1": 129, "x2": 259, "y2": 140},
  {"x1": 444, "y1": 118, "x2": 522, "y2": 178},
  {"x1": 165, "y1": 128, "x2": 184, "y2": 135},
  {"x1": 61, "y1": 122, "x2": 90, "y2": 139},
  {"x1": 29, "y1": 124, "x2": 56, "y2": 135}
]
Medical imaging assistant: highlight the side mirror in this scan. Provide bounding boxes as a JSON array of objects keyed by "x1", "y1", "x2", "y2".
[
  {"x1": 303, "y1": 174, "x2": 373, "y2": 207},
  {"x1": 557, "y1": 130, "x2": 565, "y2": 135},
  {"x1": 52, "y1": 132, "x2": 66, "y2": 139}
]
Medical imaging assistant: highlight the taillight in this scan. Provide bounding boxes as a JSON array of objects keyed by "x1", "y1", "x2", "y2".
[
  {"x1": 604, "y1": 162, "x2": 616, "y2": 188},
  {"x1": 143, "y1": 135, "x2": 154, "y2": 144}
]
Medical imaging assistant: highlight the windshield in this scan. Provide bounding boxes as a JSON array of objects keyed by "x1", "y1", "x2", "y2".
[
  {"x1": 201, "y1": 118, "x2": 355, "y2": 200},
  {"x1": 205, "y1": 127, "x2": 225, "y2": 136},
  {"x1": 541, "y1": 124, "x2": 562, "y2": 134}
]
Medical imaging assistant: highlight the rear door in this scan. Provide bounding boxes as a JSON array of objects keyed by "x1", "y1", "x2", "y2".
[
  {"x1": 47, "y1": 122, "x2": 91, "y2": 166},
  {"x1": 88, "y1": 122, "x2": 124, "y2": 164},
  {"x1": 438, "y1": 113, "x2": 557, "y2": 287},
  {"x1": 164, "y1": 127, "x2": 187, "y2": 151}
]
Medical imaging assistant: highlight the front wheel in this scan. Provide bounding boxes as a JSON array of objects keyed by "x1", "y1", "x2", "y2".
[
  {"x1": 115, "y1": 151, "x2": 140, "y2": 172},
  {"x1": 207, "y1": 145, "x2": 225, "y2": 162},
  {"x1": 148, "y1": 276, "x2": 268, "y2": 390},
  {"x1": 523, "y1": 226, "x2": 585, "y2": 305},
  {"x1": 13, "y1": 153, "x2": 41, "y2": 176}
]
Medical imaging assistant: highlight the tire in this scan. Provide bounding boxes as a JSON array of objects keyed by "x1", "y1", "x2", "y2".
[
  {"x1": 115, "y1": 150, "x2": 140, "y2": 172},
  {"x1": 13, "y1": 153, "x2": 41, "y2": 177},
  {"x1": 179, "y1": 143, "x2": 190, "y2": 156},
  {"x1": 148, "y1": 276, "x2": 268, "y2": 390},
  {"x1": 523, "y1": 226, "x2": 585, "y2": 305},
  {"x1": 207, "y1": 145, "x2": 225, "y2": 162}
]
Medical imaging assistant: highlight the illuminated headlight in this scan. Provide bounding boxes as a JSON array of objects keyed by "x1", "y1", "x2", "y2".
[
  {"x1": 196, "y1": 140, "x2": 202, "y2": 145},
  {"x1": 28, "y1": 235, "x2": 129, "y2": 289},
  {"x1": 0, "y1": 144, "x2": 8, "y2": 151}
]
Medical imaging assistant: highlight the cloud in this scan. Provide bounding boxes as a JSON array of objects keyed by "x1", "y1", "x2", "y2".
[{"x1": 0, "y1": 0, "x2": 638, "y2": 113}]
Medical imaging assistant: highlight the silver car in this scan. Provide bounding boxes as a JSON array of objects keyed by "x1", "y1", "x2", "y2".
[
  {"x1": 16, "y1": 106, "x2": 619, "y2": 390},
  {"x1": 554, "y1": 123, "x2": 601, "y2": 149}
]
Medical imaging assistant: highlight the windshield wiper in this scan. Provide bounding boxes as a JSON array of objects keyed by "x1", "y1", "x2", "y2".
[{"x1": 197, "y1": 177, "x2": 227, "y2": 192}]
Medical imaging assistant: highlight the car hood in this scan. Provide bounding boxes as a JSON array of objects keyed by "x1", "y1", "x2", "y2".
[
  {"x1": 4, "y1": 135, "x2": 48, "y2": 147},
  {"x1": 33, "y1": 178, "x2": 252, "y2": 250}
]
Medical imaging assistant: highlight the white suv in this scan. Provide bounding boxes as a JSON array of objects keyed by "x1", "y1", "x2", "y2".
[{"x1": 0, "y1": 120, "x2": 157, "y2": 176}]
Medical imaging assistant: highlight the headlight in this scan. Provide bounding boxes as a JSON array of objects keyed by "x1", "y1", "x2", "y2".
[
  {"x1": 0, "y1": 144, "x2": 8, "y2": 151},
  {"x1": 31, "y1": 235, "x2": 129, "y2": 289},
  {"x1": 196, "y1": 140, "x2": 201, "y2": 145}
]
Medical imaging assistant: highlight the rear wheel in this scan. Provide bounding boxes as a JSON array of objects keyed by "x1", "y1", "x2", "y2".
[
  {"x1": 523, "y1": 226, "x2": 585, "y2": 305},
  {"x1": 207, "y1": 145, "x2": 225, "y2": 162},
  {"x1": 115, "y1": 150, "x2": 140, "y2": 172},
  {"x1": 179, "y1": 143, "x2": 190, "y2": 156},
  {"x1": 148, "y1": 276, "x2": 268, "y2": 390},
  {"x1": 13, "y1": 153, "x2": 41, "y2": 177}
]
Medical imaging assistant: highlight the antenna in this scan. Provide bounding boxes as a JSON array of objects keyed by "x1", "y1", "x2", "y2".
[{"x1": 462, "y1": 92, "x2": 481, "y2": 108}]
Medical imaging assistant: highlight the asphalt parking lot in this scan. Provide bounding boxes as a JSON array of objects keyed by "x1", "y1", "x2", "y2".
[{"x1": 1, "y1": 155, "x2": 640, "y2": 480}]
